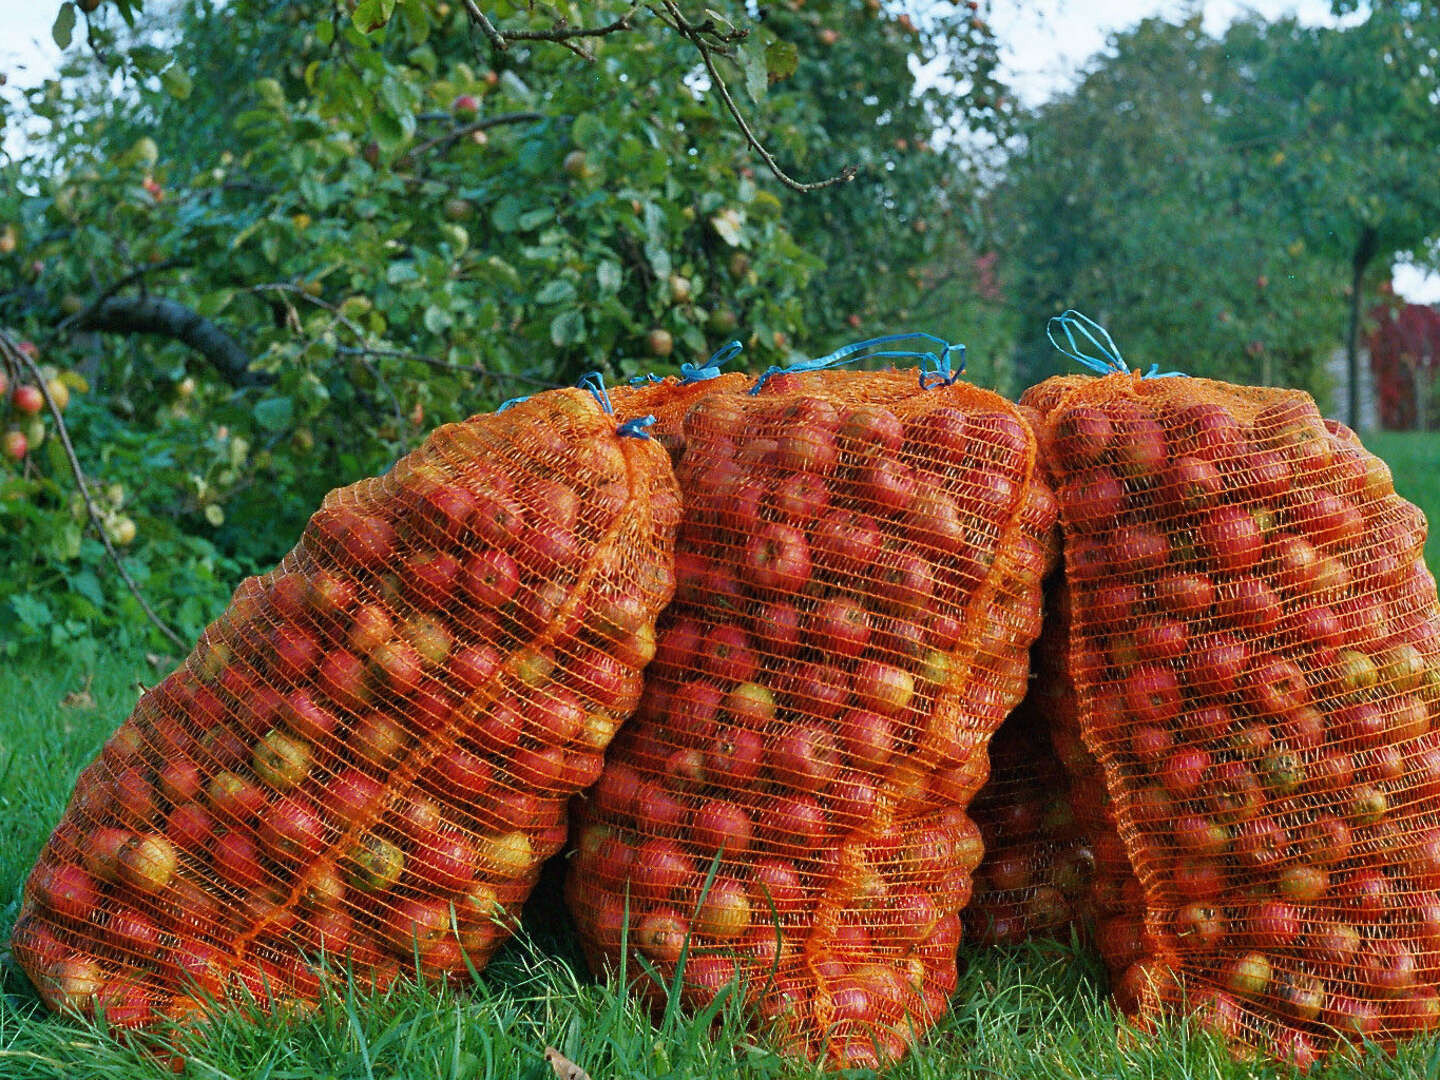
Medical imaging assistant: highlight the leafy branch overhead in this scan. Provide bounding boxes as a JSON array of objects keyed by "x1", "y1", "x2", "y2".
[{"x1": 4, "y1": 0, "x2": 1009, "y2": 650}]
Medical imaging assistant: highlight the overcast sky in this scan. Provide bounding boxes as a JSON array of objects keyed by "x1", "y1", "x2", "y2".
[{"x1": 1, "y1": 0, "x2": 1435, "y2": 299}]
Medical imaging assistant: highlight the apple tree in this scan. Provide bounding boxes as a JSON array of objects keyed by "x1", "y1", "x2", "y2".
[{"x1": 0, "y1": 0, "x2": 1009, "y2": 650}]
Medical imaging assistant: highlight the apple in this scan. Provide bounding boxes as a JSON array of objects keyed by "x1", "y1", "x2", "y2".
[
  {"x1": 1223, "y1": 952, "x2": 1272, "y2": 997},
  {"x1": 1, "y1": 429, "x2": 26, "y2": 460},
  {"x1": 212, "y1": 829, "x2": 265, "y2": 889},
  {"x1": 12, "y1": 384, "x2": 44, "y2": 415},
  {"x1": 258, "y1": 794, "x2": 329, "y2": 862},
  {"x1": 634, "y1": 909, "x2": 688, "y2": 964},
  {"x1": 117, "y1": 833, "x2": 177, "y2": 893},
  {"x1": 853, "y1": 660, "x2": 915, "y2": 716},
  {"x1": 695, "y1": 876, "x2": 752, "y2": 940},
  {"x1": 768, "y1": 723, "x2": 842, "y2": 789},
  {"x1": 347, "y1": 834, "x2": 405, "y2": 892},
  {"x1": 253, "y1": 730, "x2": 313, "y2": 789},
  {"x1": 451, "y1": 93, "x2": 480, "y2": 121}
]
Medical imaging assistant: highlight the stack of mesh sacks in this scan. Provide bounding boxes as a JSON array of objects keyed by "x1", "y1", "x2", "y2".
[
  {"x1": 962, "y1": 689, "x2": 1093, "y2": 948},
  {"x1": 12, "y1": 389, "x2": 680, "y2": 1029},
  {"x1": 1023, "y1": 371, "x2": 1440, "y2": 1068},
  {"x1": 569, "y1": 367, "x2": 1057, "y2": 1069}
]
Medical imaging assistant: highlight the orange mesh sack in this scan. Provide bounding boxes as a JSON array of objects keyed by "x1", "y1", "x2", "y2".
[
  {"x1": 1025, "y1": 360, "x2": 1440, "y2": 1068},
  {"x1": 12, "y1": 387, "x2": 680, "y2": 1028},
  {"x1": 963, "y1": 667, "x2": 1093, "y2": 947},
  {"x1": 567, "y1": 365, "x2": 1056, "y2": 1069}
]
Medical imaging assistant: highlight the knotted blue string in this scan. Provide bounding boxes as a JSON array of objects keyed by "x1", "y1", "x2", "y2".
[
  {"x1": 497, "y1": 394, "x2": 530, "y2": 413},
  {"x1": 1046, "y1": 309, "x2": 1186, "y2": 378},
  {"x1": 682, "y1": 340, "x2": 743, "y2": 383},
  {"x1": 627, "y1": 373, "x2": 664, "y2": 387},
  {"x1": 578, "y1": 371, "x2": 613, "y2": 415},
  {"x1": 617, "y1": 415, "x2": 656, "y2": 439},
  {"x1": 748, "y1": 333, "x2": 965, "y2": 395}
]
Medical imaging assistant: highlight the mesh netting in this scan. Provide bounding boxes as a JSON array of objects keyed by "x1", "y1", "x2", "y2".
[
  {"x1": 568, "y1": 369, "x2": 1055, "y2": 1069},
  {"x1": 1024, "y1": 372, "x2": 1440, "y2": 1068},
  {"x1": 12, "y1": 388, "x2": 680, "y2": 1028},
  {"x1": 963, "y1": 598, "x2": 1094, "y2": 947}
]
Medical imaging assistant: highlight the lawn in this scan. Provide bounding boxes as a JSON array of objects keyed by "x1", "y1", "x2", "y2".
[{"x1": 1, "y1": 433, "x2": 1438, "y2": 1079}]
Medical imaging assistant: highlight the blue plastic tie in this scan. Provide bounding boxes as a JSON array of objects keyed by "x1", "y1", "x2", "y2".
[
  {"x1": 1046, "y1": 309, "x2": 1186, "y2": 378},
  {"x1": 627, "y1": 373, "x2": 664, "y2": 386},
  {"x1": 578, "y1": 371, "x2": 614, "y2": 415},
  {"x1": 617, "y1": 415, "x2": 657, "y2": 439},
  {"x1": 682, "y1": 340, "x2": 744, "y2": 384},
  {"x1": 497, "y1": 394, "x2": 531, "y2": 413},
  {"x1": 748, "y1": 333, "x2": 965, "y2": 395}
]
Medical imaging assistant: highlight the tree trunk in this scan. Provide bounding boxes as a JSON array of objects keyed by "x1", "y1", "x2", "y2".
[{"x1": 1347, "y1": 226, "x2": 1379, "y2": 429}]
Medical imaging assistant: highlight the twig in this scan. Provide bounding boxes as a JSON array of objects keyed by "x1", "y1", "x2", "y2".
[
  {"x1": 0, "y1": 330, "x2": 187, "y2": 650},
  {"x1": 249, "y1": 284, "x2": 406, "y2": 431},
  {"x1": 402, "y1": 111, "x2": 545, "y2": 162},
  {"x1": 658, "y1": 1, "x2": 855, "y2": 193},
  {"x1": 334, "y1": 344, "x2": 563, "y2": 389},
  {"x1": 463, "y1": 3, "x2": 642, "y2": 60},
  {"x1": 56, "y1": 258, "x2": 190, "y2": 333}
]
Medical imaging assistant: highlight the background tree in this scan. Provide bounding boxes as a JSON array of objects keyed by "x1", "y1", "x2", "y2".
[
  {"x1": 0, "y1": 0, "x2": 1008, "y2": 651},
  {"x1": 998, "y1": 6, "x2": 1440, "y2": 407}
]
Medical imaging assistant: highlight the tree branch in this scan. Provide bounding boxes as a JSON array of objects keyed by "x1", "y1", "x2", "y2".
[
  {"x1": 658, "y1": 1, "x2": 855, "y2": 193},
  {"x1": 0, "y1": 330, "x2": 188, "y2": 650},
  {"x1": 402, "y1": 111, "x2": 545, "y2": 162},
  {"x1": 74, "y1": 295, "x2": 268, "y2": 387},
  {"x1": 464, "y1": 3, "x2": 643, "y2": 60},
  {"x1": 56, "y1": 259, "x2": 190, "y2": 333}
]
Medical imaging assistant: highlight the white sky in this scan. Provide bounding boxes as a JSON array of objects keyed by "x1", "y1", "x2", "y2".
[{"x1": 1, "y1": 0, "x2": 1436, "y2": 300}]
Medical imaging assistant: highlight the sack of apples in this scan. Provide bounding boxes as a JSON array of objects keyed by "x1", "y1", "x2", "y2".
[
  {"x1": 963, "y1": 701, "x2": 1094, "y2": 948},
  {"x1": 1022, "y1": 312, "x2": 1440, "y2": 1068},
  {"x1": 568, "y1": 339, "x2": 1058, "y2": 1069},
  {"x1": 11, "y1": 384, "x2": 680, "y2": 1028}
]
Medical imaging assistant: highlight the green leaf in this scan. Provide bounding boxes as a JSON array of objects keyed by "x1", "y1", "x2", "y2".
[
  {"x1": 69, "y1": 570, "x2": 105, "y2": 608},
  {"x1": 315, "y1": 19, "x2": 334, "y2": 46},
  {"x1": 550, "y1": 310, "x2": 586, "y2": 347},
  {"x1": 52, "y1": 3, "x2": 76, "y2": 50},
  {"x1": 517, "y1": 207, "x2": 555, "y2": 231},
  {"x1": 352, "y1": 0, "x2": 396, "y2": 34},
  {"x1": 161, "y1": 65, "x2": 193, "y2": 100},
  {"x1": 491, "y1": 195, "x2": 524, "y2": 233},
  {"x1": 10, "y1": 593, "x2": 52, "y2": 631},
  {"x1": 572, "y1": 113, "x2": 606, "y2": 151},
  {"x1": 423, "y1": 305, "x2": 453, "y2": 334},
  {"x1": 254, "y1": 396, "x2": 295, "y2": 432},
  {"x1": 742, "y1": 41, "x2": 768, "y2": 102},
  {"x1": 535, "y1": 279, "x2": 577, "y2": 305},
  {"x1": 597, "y1": 260, "x2": 622, "y2": 296},
  {"x1": 765, "y1": 40, "x2": 799, "y2": 82}
]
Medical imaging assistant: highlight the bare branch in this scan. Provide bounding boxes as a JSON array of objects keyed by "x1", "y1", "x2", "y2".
[
  {"x1": 334, "y1": 344, "x2": 563, "y2": 390},
  {"x1": 0, "y1": 330, "x2": 187, "y2": 650},
  {"x1": 462, "y1": 1, "x2": 509, "y2": 51},
  {"x1": 73, "y1": 295, "x2": 268, "y2": 387},
  {"x1": 402, "y1": 111, "x2": 545, "y2": 163},
  {"x1": 464, "y1": 3, "x2": 643, "y2": 59},
  {"x1": 660, "y1": 1, "x2": 855, "y2": 193}
]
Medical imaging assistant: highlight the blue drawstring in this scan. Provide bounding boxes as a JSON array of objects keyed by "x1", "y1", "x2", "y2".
[
  {"x1": 1046, "y1": 309, "x2": 1186, "y2": 378},
  {"x1": 578, "y1": 371, "x2": 614, "y2": 415},
  {"x1": 682, "y1": 340, "x2": 743, "y2": 384},
  {"x1": 497, "y1": 394, "x2": 530, "y2": 413},
  {"x1": 617, "y1": 415, "x2": 656, "y2": 439},
  {"x1": 748, "y1": 333, "x2": 965, "y2": 396},
  {"x1": 627, "y1": 373, "x2": 664, "y2": 386}
]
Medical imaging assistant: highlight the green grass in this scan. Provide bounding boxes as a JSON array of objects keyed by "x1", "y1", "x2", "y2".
[
  {"x1": 1363, "y1": 432, "x2": 1440, "y2": 574},
  {"x1": 2, "y1": 433, "x2": 1439, "y2": 1079}
]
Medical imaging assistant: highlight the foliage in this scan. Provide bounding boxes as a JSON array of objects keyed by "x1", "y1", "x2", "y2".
[
  {"x1": 0, "y1": 0, "x2": 1009, "y2": 648},
  {"x1": 998, "y1": 9, "x2": 1440, "y2": 403}
]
